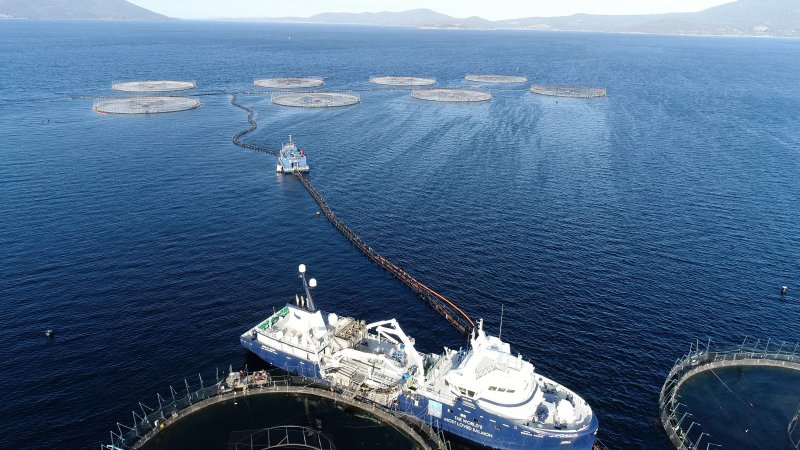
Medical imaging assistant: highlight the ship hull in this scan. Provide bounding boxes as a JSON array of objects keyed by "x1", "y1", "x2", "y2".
[
  {"x1": 276, "y1": 165, "x2": 310, "y2": 174},
  {"x1": 240, "y1": 335, "x2": 321, "y2": 379},
  {"x1": 396, "y1": 394, "x2": 598, "y2": 450},
  {"x1": 241, "y1": 335, "x2": 596, "y2": 450}
]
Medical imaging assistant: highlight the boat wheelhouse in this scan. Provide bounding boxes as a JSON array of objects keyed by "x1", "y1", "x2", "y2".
[{"x1": 276, "y1": 135, "x2": 309, "y2": 173}]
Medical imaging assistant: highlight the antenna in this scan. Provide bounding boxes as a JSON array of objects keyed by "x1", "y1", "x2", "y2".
[{"x1": 499, "y1": 304, "x2": 504, "y2": 340}]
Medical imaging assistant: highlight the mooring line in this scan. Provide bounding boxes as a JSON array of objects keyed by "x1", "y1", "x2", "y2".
[{"x1": 230, "y1": 94, "x2": 475, "y2": 336}]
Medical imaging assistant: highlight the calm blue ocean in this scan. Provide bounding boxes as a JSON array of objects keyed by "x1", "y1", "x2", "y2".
[{"x1": 1, "y1": 20, "x2": 799, "y2": 449}]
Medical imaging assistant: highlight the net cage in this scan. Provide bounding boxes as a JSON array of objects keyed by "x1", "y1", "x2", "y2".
[
  {"x1": 410, "y1": 89, "x2": 491, "y2": 102},
  {"x1": 271, "y1": 92, "x2": 360, "y2": 108},
  {"x1": 530, "y1": 85, "x2": 607, "y2": 98},
  {"x1": 93, "y1": 97, "x2": 200, "y2": 114},
  {"x1": 659, "y1": 339, "x2": 800, "y2": 450},
  {"x1": 111, "y1": 80, "x2": 196, "y2": 92},
  {"x1": 465, "y1": 74, "x2": 528, "y2": 83},
  {"x1": 254, "y1": 77, "x2": 325, "y2": 89},
  {"x1": 369, "y1": 76, "x2": 436, "y2": 86}
]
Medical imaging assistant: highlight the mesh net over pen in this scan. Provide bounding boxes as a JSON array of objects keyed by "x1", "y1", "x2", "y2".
[
  {"x1": 112, "y1": 81, "x2": 196, "y2": 92},
  {"x1": 370, "y1": 76, "x2": 436, "y2": 86},
  {"x1": 411, "y1": 89, "x2": 491, "y2": 102},
  {"x1": 93, "y1": 97, "x2": 201, "y2": 114},
  {"x1": 465, "y1": 74, "x2": 528, "y2": 83},
  {"x1": 271, "y1": 92, "x2": 360, "y2": 108},
  {"x1": 254, "y1": 78, "x2": 324, "y2": 89},
  {"x1": 530, "y1": 85, "x2": 607, "y2": 98}
]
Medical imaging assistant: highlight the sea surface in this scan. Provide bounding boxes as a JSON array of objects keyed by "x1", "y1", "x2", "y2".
[{"x1": 1, "y1": 20, "x2": 799, "y2": 449}]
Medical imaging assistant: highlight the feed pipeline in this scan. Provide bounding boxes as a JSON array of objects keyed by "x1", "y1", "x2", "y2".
[{"x1": 230, "y1": 94, "x2": 475, "y2": 336}]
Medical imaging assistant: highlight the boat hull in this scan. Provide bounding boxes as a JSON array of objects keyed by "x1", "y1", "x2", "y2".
[
  {"x1": 276, "y1": 165, "x2": 310, "y2": 174},
  {"x1": 396, "y1": 394, "x2": 598, "y2": 450},
  {"x1": 240, "y1": 335, "x2": 321, "y2": 379},
  {"x1": 241, "y1": 335, "x2": 596, "y2": 450}
]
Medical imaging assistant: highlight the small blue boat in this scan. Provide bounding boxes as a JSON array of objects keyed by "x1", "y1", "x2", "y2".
[{"x1": 276, "y1": 135, "x2": 309, "y2": 173}]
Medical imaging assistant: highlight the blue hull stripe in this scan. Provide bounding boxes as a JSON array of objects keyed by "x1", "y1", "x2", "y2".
[{"x1": 395, "y1": 394, "x2": 598, "y2": 450}]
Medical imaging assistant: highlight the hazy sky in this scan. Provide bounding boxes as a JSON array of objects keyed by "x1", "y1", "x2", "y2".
[{"x1": 129, "y1": 0, "x2": 734, "y2": 21}]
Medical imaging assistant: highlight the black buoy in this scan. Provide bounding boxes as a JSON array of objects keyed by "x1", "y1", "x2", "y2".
[
  {"x1": 44, "y1": 329, "x2": 54, "y2": 338},
  {"x1": 781, "y1": 285, "x2": 789, "y2": 296}
]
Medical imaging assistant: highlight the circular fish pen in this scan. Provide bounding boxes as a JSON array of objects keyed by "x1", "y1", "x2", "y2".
[
  {"x1": 465, "y1": 74, "x2": 528, "y2": 83},
  {"x1": 93, "y1": 97, "x2": 200, "y2": 115},
  {"x1": 254, "y1": 78, "x2": 324, "y2": 89},
  {"x1": 271, "y1": 92, "x2": 360, "y2": 108},
  {"x1": 369, "y1": 76, "x2": 436, "y2": 86},
  {"x1": 659, "y1": 339, "x2": 800, "y2": 450},
  {"x1": 530, "y1": 85, "x2": 607, "y2": 98},
  {"x1": 112, "y1": 81, "x2": 196, "y2": 92},
  {"x1": 411, "y1": 89, "x2": 491, "y2": 103},
  {"x1": 104, "y1": 369, "x2": 447, "y2": 450}
]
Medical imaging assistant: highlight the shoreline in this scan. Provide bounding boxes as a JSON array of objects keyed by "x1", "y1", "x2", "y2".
[{"x1": 3, "y1": 17, "x2": 796, "y2": 39}]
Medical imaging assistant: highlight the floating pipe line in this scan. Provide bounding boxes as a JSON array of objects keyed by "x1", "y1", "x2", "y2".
[
  {"x1": 231, "y1": 94, "x2": 280, "y2": 157},
  {"x1": 230, "y1": 94, "x2": 475, "y2": 336},
  {"x1": 294, "y1": 171, "x2": 475, "y2": 335}
]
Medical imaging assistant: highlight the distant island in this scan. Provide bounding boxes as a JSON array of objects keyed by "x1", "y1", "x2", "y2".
[
  {"x1": 4, "y1": 0, "x2": 798, "y2": 38},
  {"x1": 245, "y1": 0, "x2": 799, "y2": 38},
  {"x1": 0, "y1": 0, "x2": 171, "y2": 21}
]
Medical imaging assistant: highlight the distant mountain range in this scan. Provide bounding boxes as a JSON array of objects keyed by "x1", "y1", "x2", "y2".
[
  {"x1": 0, "y1": 0, "x2": 171, "y2": 21},
  {"x1": 255, "y1": 0, "x2": 799, "y2": 37},
  {"x1": 3, "y1": 0, "x2": 797, "y2": 37}
]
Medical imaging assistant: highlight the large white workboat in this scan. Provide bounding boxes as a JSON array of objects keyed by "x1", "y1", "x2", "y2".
[
  {"x1": 240, "y1": 265, "x2": 598, "y2": 450},
  {"x1": 276, "y1": 135, "x2": 309, "y2": 173}
]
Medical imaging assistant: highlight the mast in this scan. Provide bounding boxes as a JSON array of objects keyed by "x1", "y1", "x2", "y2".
[
  {"x1": 499, "y1": 304, "x2": 504, "y2": 340},
  {"x1": 298, "y1": 264, "x2": 317, "y2": 312}
]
